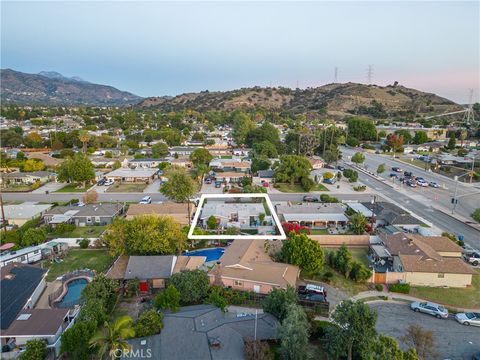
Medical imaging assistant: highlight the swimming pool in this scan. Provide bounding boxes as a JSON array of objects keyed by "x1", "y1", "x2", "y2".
[
  {"x1": 184, "y1": 248, "x2": 225, "y2": 262},
  {"x1": 57, "y1": 278, "x2": 88, "y2": 308}
]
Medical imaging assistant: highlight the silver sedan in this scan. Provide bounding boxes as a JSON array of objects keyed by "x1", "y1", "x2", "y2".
[{"x1": 455, "y1": 312, "x2": 480, "y2": 326}]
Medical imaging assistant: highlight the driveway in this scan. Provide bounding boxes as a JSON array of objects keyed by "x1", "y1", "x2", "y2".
[
  {"x1": 370, "y1": 302, "x2": 480, "y2": 359},
  {"x1": 32, "y1": 182, "x2": 66, "y2": 193},
  {"x1": 144, "y1": 179, "x2": 161, "y2": 193}
]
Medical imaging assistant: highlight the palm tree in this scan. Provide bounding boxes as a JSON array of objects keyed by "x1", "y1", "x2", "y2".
[
  {"x1": 78, "y1": 130, "x2": 91, "y2": 154},
  {"x1": 89, "y1": 316, "x2": 135, "y2": 359}
]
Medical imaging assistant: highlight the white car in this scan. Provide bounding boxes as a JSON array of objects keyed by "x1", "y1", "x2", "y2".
[
  {"x1": 410, "y1": 301, "x2": 448, "y2": 319},
  {"x1": 455, "y1": 312, "x2": 480, "y2": 326},
  {"x1": 417, "y1": 180, "x2": 428, "y2": 187},
  {"x1": 139, "y1": 196, "x2": 152, "y2": 204},
  {"x1": 104, "y1": 179, "x2": 114, "y2": 186},
  {"x1": 429, "y1": 181, "x2": 440, "y2": 188}
]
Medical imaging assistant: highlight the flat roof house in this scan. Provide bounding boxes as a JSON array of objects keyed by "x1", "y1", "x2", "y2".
[
  {"x1": 104, "y1": 168, "x2": 157, "y2": 183},
  {"x1": 359, "y1": 202, "x2": 426, "y2": 229},
  {"x1": 371, "y1": 233, "x2": 476, "y2": 287},
  {"x1": 3, "y1": 203, "x2": 53, "y2": 227},
  {"x1": 126, "y1": 202, "x2": 195, "y2": 226},
  {"x1": 1, "y1": 264, "x2": 47, "y2": 332},
  {"x1": 276, "y1": 202, "x2": 348, "y2": 229},
  {"x1": 0, "y1": 171, "x2": 55, "y2": 186},
  {"x1": 209, "y1": 239, "x2": 300, "y2": 294},
  {"x1": 43, "y1": 203, "x2": 124, "y2": 226},
  {"x1": 199, "y1": 201, "x2": 272, "y2": 230}
]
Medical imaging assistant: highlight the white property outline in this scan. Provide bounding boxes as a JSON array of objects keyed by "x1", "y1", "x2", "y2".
[{"x1": 188, "y1": 193, "x2": 287, "y2": 240}]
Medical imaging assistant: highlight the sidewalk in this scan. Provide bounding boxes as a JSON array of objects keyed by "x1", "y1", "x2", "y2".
[{"x1": 351, "y1": 290, "x2": 480, "y2": 312}]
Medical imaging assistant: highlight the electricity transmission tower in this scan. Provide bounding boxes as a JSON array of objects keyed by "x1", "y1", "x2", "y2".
[
  {"x1": 463, "y1": 89, "x2": 476, "y2": 125},
  {"x1": 366, "y1": 65, "x2": 374, "y2": 84}
]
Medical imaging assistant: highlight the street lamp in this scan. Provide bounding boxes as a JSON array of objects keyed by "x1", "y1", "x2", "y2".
[
  {"x1": 452, "y1": 172, "x2": 470, "y2": 214},
  {"x1": 370, "y1": 195, "x2": 376, "y2": 230}
]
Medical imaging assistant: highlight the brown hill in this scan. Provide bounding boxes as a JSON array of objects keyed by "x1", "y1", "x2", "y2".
[{"x1": 138, "y1": 83, "x2": 461, "y2": 117}]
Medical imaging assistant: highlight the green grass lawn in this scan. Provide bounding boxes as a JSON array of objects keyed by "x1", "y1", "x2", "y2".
[
  {"x1": 349, "y1": 247, "x2": 369, "y2": 266},
  {"x1": 310, "y1": 229, "x2": 329, "y2": 235},
  {"x1": 50, "y1": 225, "x2": 107, "y2": 238},
  {"x1": 1, "y1": 185, "x2": 35, "y2": 192},
  {"x1": 409, "y1": 269, "x2": 480, "y2": 309},
  {"x1": 44, "y1": 249, "x2": 114, "y2": 281},
  {"x1": 274, "y1": 183, "x2": 329, "y2": 193},
  {"x1": 54, "y1": 183, "x2": 89, "y2": 193},
  {"x1": 106, "y1": 183, "x2": 147, "y2": 193}
]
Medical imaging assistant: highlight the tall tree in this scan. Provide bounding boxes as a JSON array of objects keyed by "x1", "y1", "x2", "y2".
[
  {"x1": 61, "y1": 321, "x2": 96, "y2": 360},
  {"x1": 89, "y1": 316, "x2": 135, "y2": 360},
  {"x1": 78, "y1": 130, "x2": 91, "y2": 154},
  {"x1": 169, "y1": 270, "x2": 210, "y2": 304},
  {"x1": 412, "y1": 131, "x2": 429, "y2": 144},
  {"x1": 387, "y1": 133, "x2": 404, "y2": 154},
  {"x1": 280, "y1": 233, "x2": 324, "y2": 273},
  {"x1": 325, "y1": 300, "x2": 378, "y2": 360},
  {"x1": 57, "y1": 153, "x2": 95, "y2": 187},
  {"x1": 347, "y1": 117, "x2": 377, "y2": 141},
  {"x1": 159, "y1": 166, "x2": 197, "y2": 225},
  {"x1": 232, "y1": 111, "x2": 255, "y2": 145},
  {"x1": 447, "y1": 133, "x2": 456, "y2": 150},
  {"x1": 262, "y1": 287, "x2": 298, "y2": 321},
  {"x1": 351, "y1": 152, "x2": 365, "y2": 165},
  {"x1": 274, "y1": 155, "x2": 312, "y2": 185},
  {"x1": 400, "y1": 324, "x2": 437, "y2": 360},
  {"x1": 278, "y1": 304, "x2": 311, "y2": 360},
  {"x1": 350, "y1": 213, "x2": 368, "y2": 235},
  {"x1": 190, "y1": 148, "x2": 213, "y2": 167}
]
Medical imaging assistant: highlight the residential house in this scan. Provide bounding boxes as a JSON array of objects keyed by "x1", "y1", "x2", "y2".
[
  {"x1": 89, "y1": 156, "x2": 118, "y2": 168},
  {"x1": 126, "y1": 202, "x2": 195, "y2": 226},
  {"x1": 169, "y1": 157, "x2": 193, "y2": 168},
  {"x1": 0, "y1": 245, "x2": 43, "y2": 267},
  {"x1": 43, "y1": 203, "x2": 124, "y2": 226},
  {"x1": 358, "y1": 201, "x2": 426, "y2": 229},
  {"x1": 1, "y1": 309, "x2": 78, "y2": 357},
  {"x1": 232, "y1": 148, "x2": 251, "y2": 157},
  {"x1": 253, "y1": 170, "x2": 274, "y2": 185},
  {"x1": 205, "y1": 145, "x2": 231, "y2": 157},
  {"x1": 370, "y1": 233, "x2": 476, "y2": 287},
  {"x1": 214, "y1": 172, "x2": 245, "y2": 183},
  {"x1": 2, "y1": 203, "x2": 53, "y2": 226},
  {"x1": 1, "y1": 264, "x2": 47, "y2": 332},
  {"x1": 128, "y1": 158, "x2": 166, "y2": 169},
  {"x1": 0, "y1": 171, "x2": 55, "y2": 187},
  {"x1": 308, "y1": 156, "x2": 325, "y2": 169},
  {"x1": 210, "y1": 159, "x2": 251, "y2": 174},
  {"x1": 199, "y1": 201, "x2": 272, "y2": 230},
  {"x1": 169, "y1": 146, "x2": 199, "y2": 157},
  {"x1": 104, "y1": 168, "x2": 157, "y2": 183},
  {"x1": 125, "y1": 304, "x2": 278, "y2": 360},
  {"x1": 209, "y1": 239, "x2": 300, "y2": 294},
  {"x1": 276, "y1": 202, "x2": 348, "y2": 229},
  {"x1": 106, "y1": 255, "x2": 206, "y2": 292}
]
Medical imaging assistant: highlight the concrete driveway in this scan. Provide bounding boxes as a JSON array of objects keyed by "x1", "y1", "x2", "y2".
[
  {"x1": 370, "y1": 302, "x2": 480, "y2": 359},
  {"x1": 32, "y1": 181, "x2": 66, "y2": 193}
]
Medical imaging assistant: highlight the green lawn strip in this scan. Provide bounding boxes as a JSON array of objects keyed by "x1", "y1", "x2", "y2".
[
  {"x1": 348, "y1": 247, "x2": 370, "y2": 266},
  {"x1": 274, "y1": 183, "x2": 329, "y2": 193},
  {"x1": 44, "y1": 249, "x2": 114, "y2": 281},
  {"x1": 106, "y1": 183, "x2": 148, "y2": 193},
  {"x1": 310, "y1": 229, "x2": 329, "y2": 235},
  {"x1": 409, "y1": 269, "x2": 480, "y2": 309},
  {"x1": 54, "y1": 183, "x2": 89, "y2": 193}
]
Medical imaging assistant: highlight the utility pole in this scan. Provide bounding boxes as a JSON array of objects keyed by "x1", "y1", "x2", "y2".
[
  {"x1": 0, "y1": 193, "x2": 7, "y2": 233},
  {"x1": 367, "y1": 65, "x2": 374, "y2": 84},
  {"x1": 334, "y1": 67, "x2": 338, "y2": 83}
]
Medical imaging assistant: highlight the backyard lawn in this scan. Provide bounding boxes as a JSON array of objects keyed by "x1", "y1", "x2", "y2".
[
  {"x1": 274, "y1": 183, "x2": 328, "y2": 193},
  {"x1": 54, "y1": 183, "x2": 89, "y2": 193},
  {"x1": 310, "y1": 229, "x2": 329, "y2": 235},
  {"x1": 49, "y1": 225, "x2": 107, "y2": 238},
  {"x1": 349, "y1": 247, "x2": 369, "y2": 266},
  {"x1": 44, "y1": 249, "x2": 114, "y2": 281},
  {"x1": 106, "y1": 183, "x2": 147, "y2": 193},
  {"x1": 409, "y1": 269, "x2": 480, "y2": 309}
]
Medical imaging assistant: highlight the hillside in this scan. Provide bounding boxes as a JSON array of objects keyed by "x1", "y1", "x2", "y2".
[
  {"x1": 138, "y1": 83, "x2": 462, "y2": 117},
  {"x1": 0, "y1": 69, "x2": 142, "y2": 106}
]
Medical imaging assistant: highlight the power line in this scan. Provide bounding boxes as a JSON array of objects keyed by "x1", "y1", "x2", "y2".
[{"x1": 463, "y1": 89, "x2": 476, "y2": 125}]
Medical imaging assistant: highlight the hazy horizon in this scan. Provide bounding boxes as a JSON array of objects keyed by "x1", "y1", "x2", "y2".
[{"x1": 2, "y1": 1, "x2": 479, "y2": 103}]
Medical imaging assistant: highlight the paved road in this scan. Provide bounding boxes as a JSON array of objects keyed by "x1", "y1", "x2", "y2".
[
  {"x1": 341, "y1": 146, "x2": 480, "y2": 221},
  {"x1": 370, "y1": 302, "x2": 480, "y2": 360}
]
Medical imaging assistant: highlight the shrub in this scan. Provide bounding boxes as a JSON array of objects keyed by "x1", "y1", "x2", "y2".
[
  {"x1": 310, "y1": 320, "x2": 339, "y2": 340},
  {"x1": 155, "y1": 284, "x2": 181, "y2": 312},
  {"x1": 471, "y1": 208, "x2": 480, "y2": 223},
  {"x1": 77, "y1": 238, "x2": 90, "y2": 249},
  {"x1": 205, "y1": 286, "x2": 228, "y2": 311},
  {"x1": 18, "y1": 339, "x2": 46, "y2": 360},
  {"x1": 31, "y1": 180, "x2": 42, "y2": 190},
  {"x1": 301, "y1": 176, "x2": 315, "y2": 191},
  {"x1": 322, "y1": 271, "x2": 334, "y2": 282},
  {"x1": 126, "y1": 278, "x2": 140, "y2": 298},
  {"x1": 375, "y1": 284, "x2": 383, "y2": 292},
  {"x1": 389, "y1": 283, "x2": 411, "y2": 294},
  {"x1": 353, "y1": 185, "x2": 366, "y2": 192},
  {"x1": 135, "y1": 310, "x2": 163, "y2": 337},
  {"x1": 349, "y1": 261, "x2": 372, "y2": 283},
  {"x1": 169, "y1": 270, "x2": 210, "y2": 304}
]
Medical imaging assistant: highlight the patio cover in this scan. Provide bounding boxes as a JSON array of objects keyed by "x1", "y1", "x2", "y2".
[
  {"x1": 283, "y1": 213, "x2": 348, "y2": 222},
  {"x1": 348, "y1": 203, "x2": 376, "y2": 217},
  {"x1": 371, "y1": 244, "x2": 391, "y2": 258}
]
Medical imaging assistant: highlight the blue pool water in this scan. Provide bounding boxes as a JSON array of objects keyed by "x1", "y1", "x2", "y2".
[
  {"x1": 58, "y1": 278, "x2": 88, "y2": 308},
  {"x1": 184, "y1": 248, "x2": 225, "y2": 262}
]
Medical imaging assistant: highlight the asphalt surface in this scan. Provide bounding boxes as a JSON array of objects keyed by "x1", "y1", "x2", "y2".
[
  {"x1": 370, "y1": 302, "x2": 480, "y2": 360},
  {"x1": 341, "y1": 146, "x2": 480, "y2": 221}
]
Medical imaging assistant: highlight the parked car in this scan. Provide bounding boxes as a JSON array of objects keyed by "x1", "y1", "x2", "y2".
[
  {"x1": 406, "y1": 180, "x2": 417, "y2": 187},
  {"x1": 429, "y1": 181, "x2": 440, "y2": 188},
  {"x1": 298, "y1": 284, "x2": 327, "y2": 297},
  {"x1": 337, "y1": 165, "x2": 345, "y2": 171},
  {"x1": 301, "y1": 293, "x2": 327, "y2": 302},
  {"x1": 463, "y1": 250, "x2": 480, "y2": 266},
  {"x1": 215, "y1": 181, "x2": 222, "y2": 188},
  {"x1": 404, "y1": 171, "x2": 413, "y2": 178},
  {"x1": 139, "y1": 196, "x2": 152, "y2": 204},
  {"x1": 323, "y1": 178, "x2": 336, "y2": 185},
  {"x1": 389, "y1": 173, "x2": 399, "y2": 178},
  {"x1": 303, "y1": 195, "x2": 319, "y2": 202},
  {"x1": 392, "y1": 167, "x2": 402, "y2": 172},
  {"x1": 410, "y1": 301, "x2": 448, "y2": 319},
  {"x1": 97, "y1": 178, "x2": 105, "y2": 186},
  {"x1": 205, "y1": 178, "x2": 212, "y2": 184},
  {"x1": 104, "y1": 179, "x2": 114, "y2": 186},
  {"x1": 417, "y1": 179, "x2": 428, "y2": 187},
  {"x1": 455, "y1": 312, "x2": 480, "y2": 326}
]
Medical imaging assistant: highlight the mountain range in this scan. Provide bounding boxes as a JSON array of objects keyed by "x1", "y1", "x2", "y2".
[
  {"x1": 0, "y1": 69, "x2": 463, "y2": 117},
  {"x1": 0, "y1": 69, "x2": 142, "y2": 106}
]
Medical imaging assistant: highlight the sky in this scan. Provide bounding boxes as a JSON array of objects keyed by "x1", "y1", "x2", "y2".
[{"x1": 1, "y1": 1, "x2": 479, "y2": 103}]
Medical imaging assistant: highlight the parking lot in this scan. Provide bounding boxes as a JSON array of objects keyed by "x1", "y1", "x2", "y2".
[{"x1": 370, "y1": 302, "x2": 480, "y2": 359}]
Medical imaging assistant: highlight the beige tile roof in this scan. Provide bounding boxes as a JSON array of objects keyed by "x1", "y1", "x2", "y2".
[
  {"x1": 126, "y1": 203, "x2": 195, "y2": 226},
  {"x1": 399, "y1": 254, "x2": 476, "y2": 274},
  {"x1": 173, "y1": 256, "x2": 206, "y2": 273},
  {"x1": 407, "y1": 234, "x2": 463, "y2": 253},
  {"x1": 212, "y1": 239, "x2": 299, "y2": 288}
]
